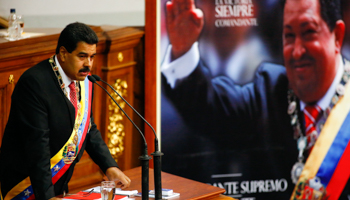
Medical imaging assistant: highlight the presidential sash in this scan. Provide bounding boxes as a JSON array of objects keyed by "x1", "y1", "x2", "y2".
[
  {"x1": 2, "y1": 77, "x2": 93, "y2": 200},
  {"x1": 291, "y1": 73, "x2": 350, "y2": 199}
]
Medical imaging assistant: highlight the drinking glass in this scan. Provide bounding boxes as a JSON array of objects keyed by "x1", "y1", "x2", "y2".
[
  {"x1": 17, "y1": 15, "x2": 24, "y2": 36},
  {"x1": 101, "y1": 181, "x2": 115, "y2": 200}
]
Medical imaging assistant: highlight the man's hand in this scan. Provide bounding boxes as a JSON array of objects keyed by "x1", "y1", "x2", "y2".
[
  {"x1": 105, "y1": 167, "x2": 131, "y2": 189},
  {"x1": 166, "y1": 0, "x2": 204, "y2": 60}
]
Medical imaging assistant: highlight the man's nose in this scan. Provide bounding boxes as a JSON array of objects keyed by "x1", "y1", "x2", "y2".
[
  {"x1": 84, "y1": 57, "x2": 93, "y2": 67},
  {"x1": 292, "y1": 37, "x2": 306, "y2": 60}
]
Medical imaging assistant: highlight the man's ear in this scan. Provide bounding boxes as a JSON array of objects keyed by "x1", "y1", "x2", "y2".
[
  {"x1": 334, "y1": 20, "x2": 345, "y2": 54},
  {"x1": 59, "y1": 46, "x2": 68, "y2": 62}
]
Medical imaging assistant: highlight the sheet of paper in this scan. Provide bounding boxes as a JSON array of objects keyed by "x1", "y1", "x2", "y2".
[
  {"x1": 62, "y1": 191, "x2": 128, "y2": 200},
  {"x1": 83, "y1": 186, "x2": 138, "y2": 196}
]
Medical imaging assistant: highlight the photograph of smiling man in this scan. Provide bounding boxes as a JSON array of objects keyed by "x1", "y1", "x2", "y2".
[{"x1": 160, "y1": 0, "x2": 350, "y2": 199}]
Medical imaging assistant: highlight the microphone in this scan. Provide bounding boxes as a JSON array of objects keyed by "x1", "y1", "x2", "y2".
[
  {"x1": 91, "y1": 74, "x2": 163, "y2": 200},
  {"x1": 88, "y1": 75, "x2": 151, "y2": 200}
]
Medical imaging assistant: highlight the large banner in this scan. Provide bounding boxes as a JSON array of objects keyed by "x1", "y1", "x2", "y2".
[{"x1": 160, "y1": 0, "x2": 350, "y2": 199}]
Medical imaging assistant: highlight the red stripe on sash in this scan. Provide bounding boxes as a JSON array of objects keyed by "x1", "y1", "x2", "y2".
[
  {"x1": 326, "y1": 140, "x2": 350, "y2": 200},
  {"x1": 27, "y1": 195, "x2": 35, "y2": 200}
]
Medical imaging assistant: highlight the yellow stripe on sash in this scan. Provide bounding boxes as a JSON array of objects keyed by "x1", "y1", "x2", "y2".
[{"x1": 4, "y1": 177, "x2": 31, "y2": 200}]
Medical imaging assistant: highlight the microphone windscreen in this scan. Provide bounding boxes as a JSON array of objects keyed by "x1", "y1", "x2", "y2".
[
  {"x1": 92, "y1": 74, "x2": 102, "y2": 81},
  {"x1": 87, "y1": 75, "x2": 96, "y2": 83}
]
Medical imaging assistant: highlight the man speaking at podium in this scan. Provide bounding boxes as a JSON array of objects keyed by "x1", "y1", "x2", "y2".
[
  {"x1": 162, "y1": 0, "x2": 350, "y2": 198},
  {"x1": 0, "y1": 22, "x2": 130, "y2": 200}
]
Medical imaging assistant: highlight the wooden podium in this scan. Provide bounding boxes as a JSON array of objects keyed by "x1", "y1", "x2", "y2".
[
  {"x1": 122, "y1": 167, "x2": 232, "y2": 200},
  {"x1": 68, "y1": 167, "x2": 233, "y2": 200}
]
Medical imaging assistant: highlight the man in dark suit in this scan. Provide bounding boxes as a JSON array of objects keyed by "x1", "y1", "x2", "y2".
[
  {"x1": 0, "y1": 22, "x2": 130, "y2": 200},
  {"x1": 162, "y1": 0, "x2": 349, "y2": 199}
]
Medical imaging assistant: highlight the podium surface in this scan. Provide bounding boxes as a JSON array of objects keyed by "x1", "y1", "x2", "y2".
[{"x1": 124, "y1": 167, "x2": 232, "y2": 200}]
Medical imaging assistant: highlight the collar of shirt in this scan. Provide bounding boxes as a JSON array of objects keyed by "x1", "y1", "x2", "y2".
[
  {"x1": 300, "y1": 54, "x2": 344, "y2": 112},
  {"x1": 55, "y1": 55, "x2": 74, "y2": 100}
]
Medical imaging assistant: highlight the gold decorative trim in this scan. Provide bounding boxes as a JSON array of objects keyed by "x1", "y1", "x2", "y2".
[
  {"x1": 107, "y1": 78, "x2": 128, "y2": 161},
  {"x1": 8, "y1": 74, "x2": 14, "y2": 84},
  {"x1": 118, "y1": 52, "x2": 124, "y2": 63}
]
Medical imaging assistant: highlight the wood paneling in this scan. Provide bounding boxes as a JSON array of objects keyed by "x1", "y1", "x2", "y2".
[{"x1": 0, "y1": 68, "x2": 27, "y2": 145}]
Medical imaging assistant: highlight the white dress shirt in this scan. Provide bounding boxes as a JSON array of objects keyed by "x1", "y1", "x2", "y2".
[{"x1": 55, "y1": 55, "x2": 75, "y2": 101}]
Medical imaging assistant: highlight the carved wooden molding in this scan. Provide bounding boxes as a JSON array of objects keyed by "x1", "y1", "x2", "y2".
[{"x1": 107, "y1": 78, "x2": 128, "y2": 161}]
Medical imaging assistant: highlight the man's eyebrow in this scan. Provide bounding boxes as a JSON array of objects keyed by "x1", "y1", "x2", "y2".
[
  {"x1": 283, "y1": 25, "x2": 292, "y2": 30},
  {"x1": 283, "y1": 21, "x2": 317, "y2": 30},
  {"x1": 301, "y1": 20, "x2": 318, "y2": 28},
  {"x1": 78, "y1": 52, "x2": 96, "y2": 56}
]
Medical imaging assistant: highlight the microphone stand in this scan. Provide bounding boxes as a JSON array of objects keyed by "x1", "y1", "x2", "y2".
[
  {"x1": 88, "y1": 76, "x2": 151, "y2": 200},
  {"x1": 92, "y1": 75, "x2": 163, "y2": 200},
  {"x1": 151, "y1": 139, "x2": 163, "y2": 200}
]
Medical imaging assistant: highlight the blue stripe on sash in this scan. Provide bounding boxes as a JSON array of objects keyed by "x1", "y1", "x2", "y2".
[
  {"x1": 12, "y1": 186, "x2": 32, "y2": 200},
  {"x1": 316, "y1": 111, "x2": 350, "y2": 186},
  {"x1": 51, "y1": 160, "x2": 65, "y2": 177}
]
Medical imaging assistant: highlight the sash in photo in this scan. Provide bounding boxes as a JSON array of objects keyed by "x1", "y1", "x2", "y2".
[
  {"x1": 2, "y1": 78, "x2": 93, "y2": 200},
  {"x1": 290, "y1": 81, "x2": 350, "y2": 200}
]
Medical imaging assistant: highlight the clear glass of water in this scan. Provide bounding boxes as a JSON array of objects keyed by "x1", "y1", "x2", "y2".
[
  {"x1": 101, "y1": 181, "x2": 116, "y2": 200},
  {"x1": 16, "y1": 15, "x2": 24, "y2": 36}
]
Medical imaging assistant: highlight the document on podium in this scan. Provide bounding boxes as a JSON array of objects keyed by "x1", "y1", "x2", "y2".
[
  {"x1": 82, "y1": 186, "x2": 138, "y2": 196},
  {"x1": 62, "y1": 186, "x2": 137, "y2": 200},
  {"x1": 62, "y1": 191, "x2": 127, "y2": 200}
]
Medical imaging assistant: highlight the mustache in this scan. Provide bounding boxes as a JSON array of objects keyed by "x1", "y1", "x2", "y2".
[
  {"x1": 79, "y1": 67, "x2": 91, "y2": 73},
  {"x1": 288, "y1": 55, "x2": 315, "y2": 66}
]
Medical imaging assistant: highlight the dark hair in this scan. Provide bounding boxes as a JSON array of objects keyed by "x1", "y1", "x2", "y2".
[
  {"x1": 55, "y1": 22, "x2": 98, "y2": 54},
  {"x1": 281, "y1": 0, "x2": 342, "y2": 31}
]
